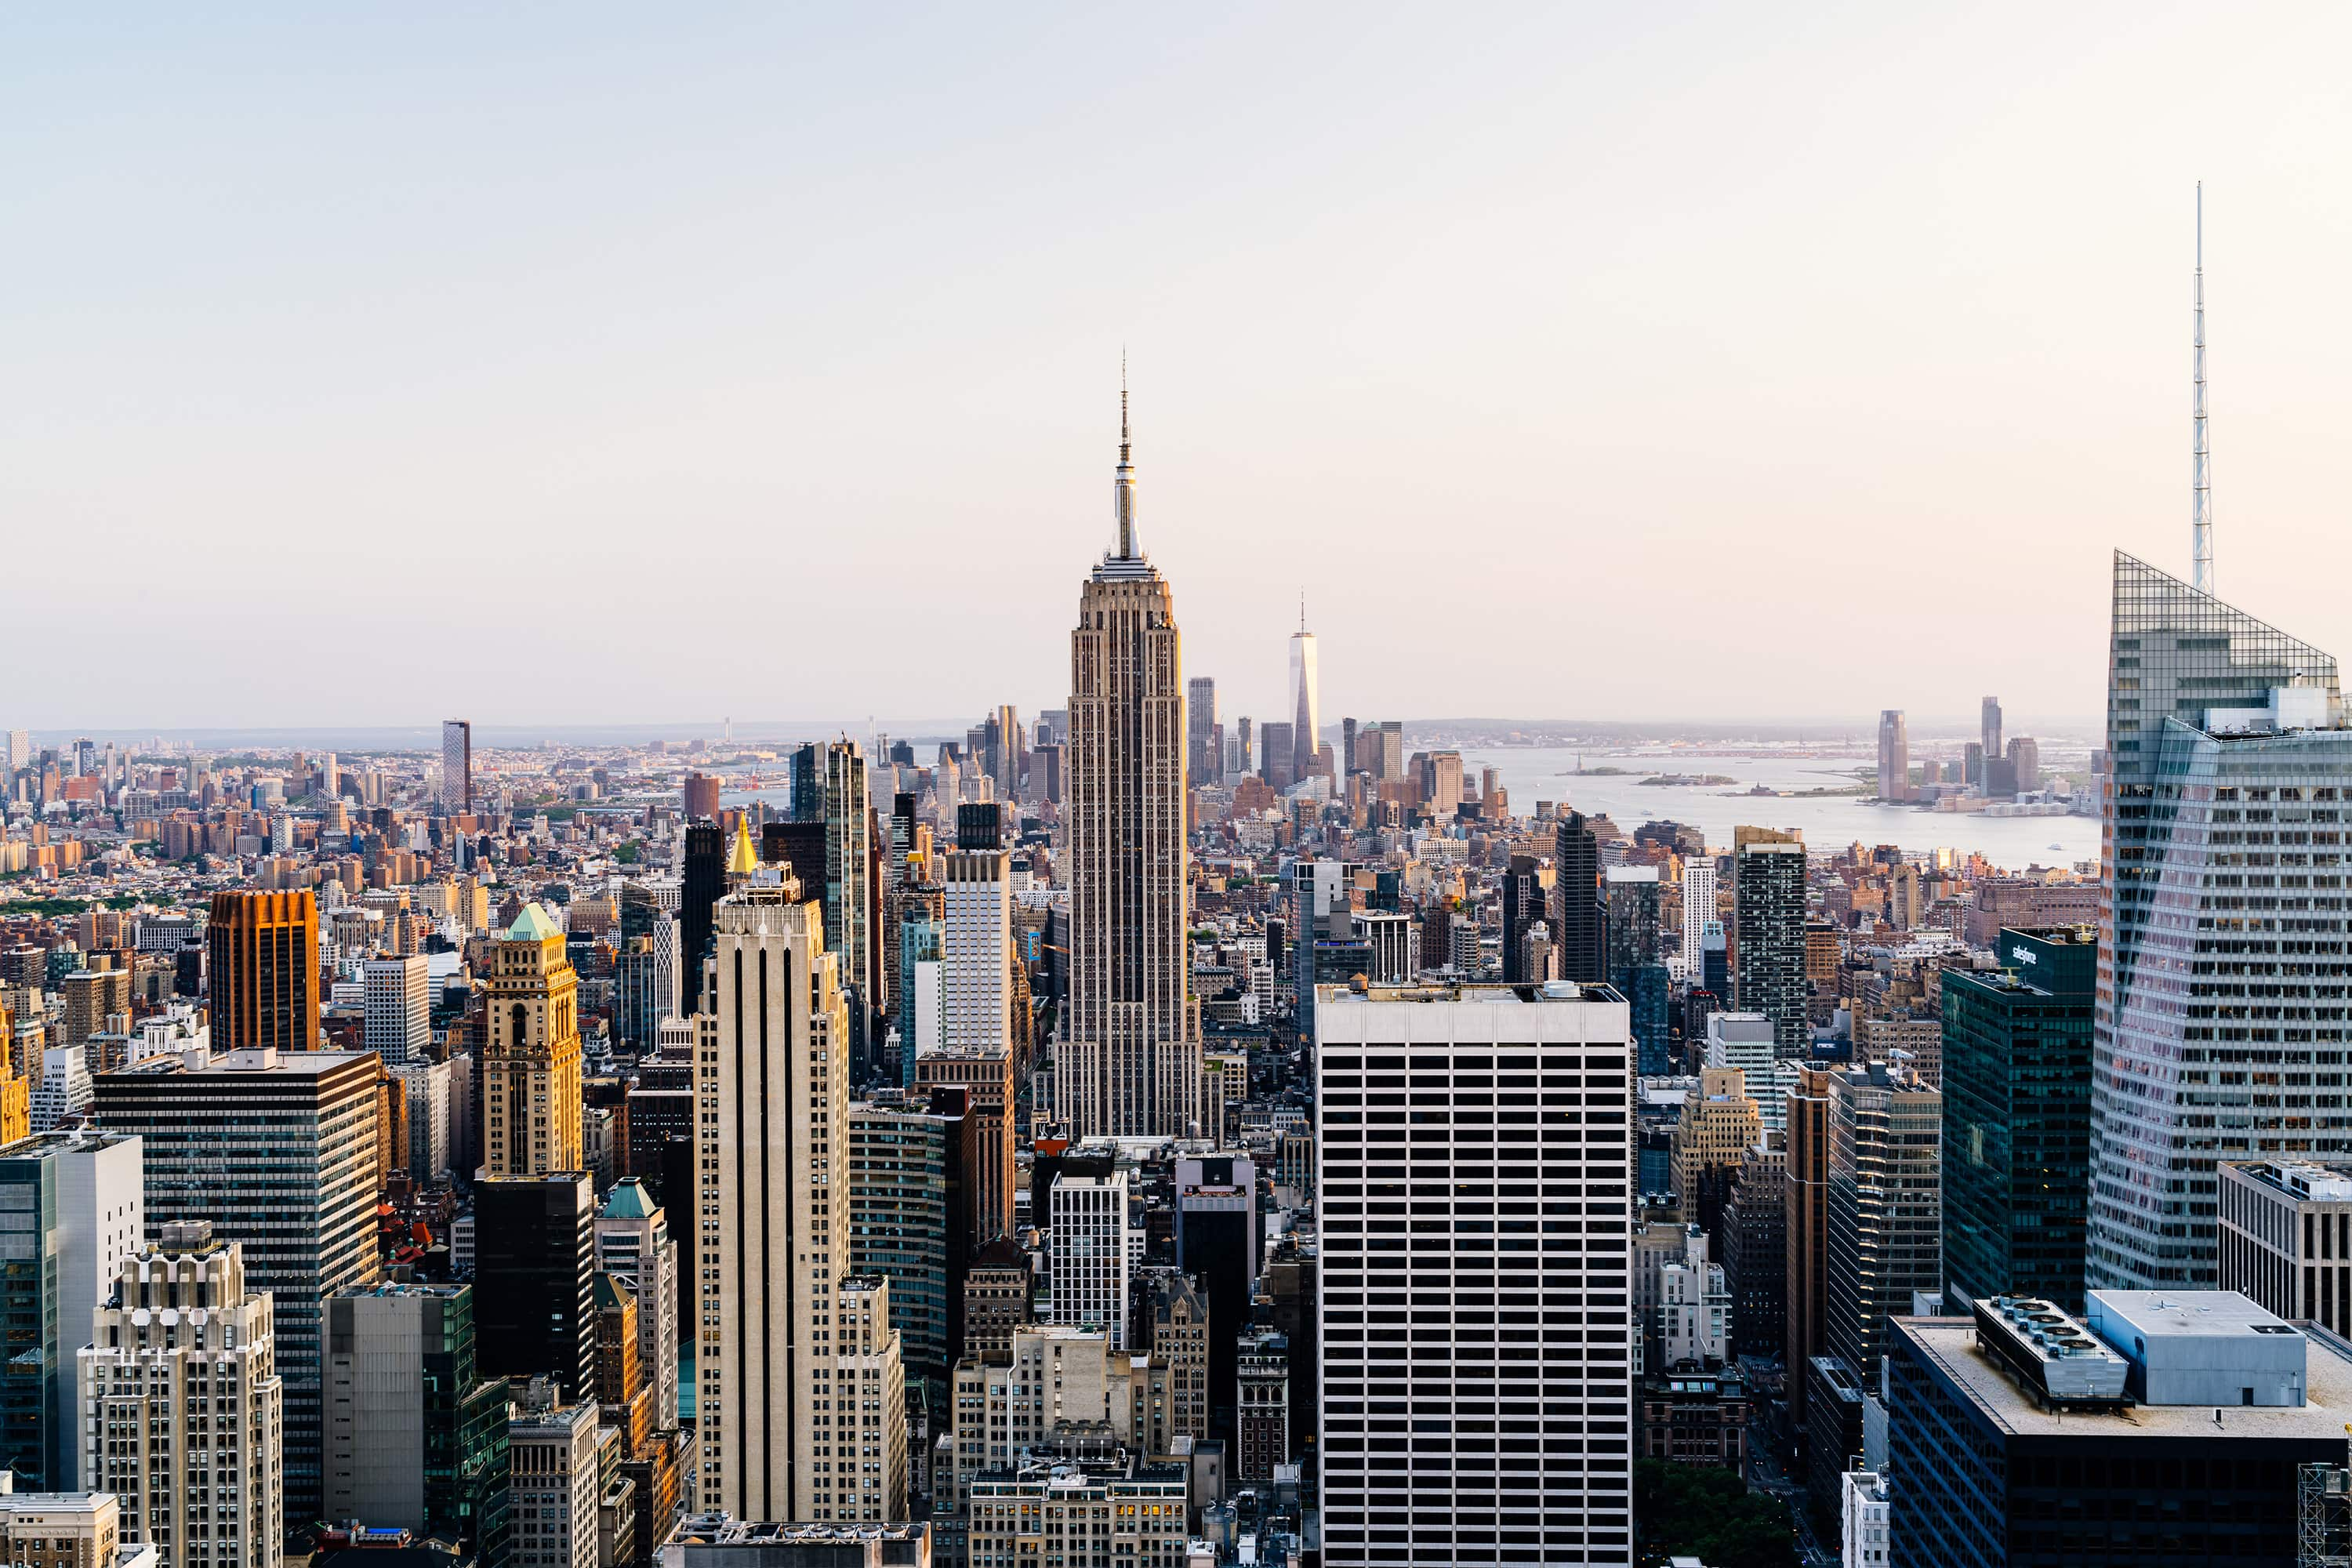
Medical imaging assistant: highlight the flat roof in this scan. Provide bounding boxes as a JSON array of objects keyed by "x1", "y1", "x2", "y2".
[
  {"x1": 1317, "y1": 981, "x2": 1626, "y2": 1007},
  {"x1": 1896, "y1": 1316, "x2": 2352, "y2": 1439},
  {"x1": 2089, "y1": 1290, "x2": 2300, "y2": 1345}
]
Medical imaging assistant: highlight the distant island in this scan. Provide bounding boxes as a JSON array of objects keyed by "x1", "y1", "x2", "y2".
[
  {"x1": 1569, "y1": 765, "x2": 1635, "y2": 776},
  {"x1": 1638, "y1": 772, "x2": 1737, "y2": 787}
]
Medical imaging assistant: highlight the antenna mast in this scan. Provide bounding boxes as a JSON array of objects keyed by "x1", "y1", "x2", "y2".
[{"x1": 2193, "y1": 182, "x2": 2214, "y2": 594}]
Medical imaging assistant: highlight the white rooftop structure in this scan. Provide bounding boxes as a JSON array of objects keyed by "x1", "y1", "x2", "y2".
[{"x1": 2085, "y1": 1290, "x2": 2308, "y2": 1407}]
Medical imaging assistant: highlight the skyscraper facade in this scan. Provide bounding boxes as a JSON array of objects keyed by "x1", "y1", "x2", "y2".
[
  {"x1": 699, "y1": 884, "x2": 904, "y2": 1523},
  {"x1": 1733, "y1": 840, "x2": 1807, "y2": 1054},
  {"x1": 1185, "y1": 676, "x2": 1220, "y2": 787},
  {"x1": 1316, "y1": 980, "x2": 1635, "y2": 1567},
  {"x1": 208, "y1": 889, "x2": 319, "y2": 1052},
  {"x1": 1552, "y1": 812, "x2": 1605, "y2": 985},
  {"x1": 362, "y1": 953, "x2": 430, "y2": 1065},
  {"x1": 441, "y1": 719, "x2": 472, "y2": 811},
  {"x1": 1681, "y1": 854, "x2": 1718, "y2": 977},
  {"x1": 823, "y1": 740, "x2": 873, "y2": 1034},
  {"x1": 1941, "y1": 925, "x2": 2095, "y2": 1312},
  {"x1": 2089, "y1": 552, "x2": 2352, "y2": 1289},
  {"x1": 941, "y1": 849, "x2": 1011, "y2": 1057},
  {"x1": 1059, "y1": 394, "x2": 1200, "y2": 1139},
  {"x1": 83, "y1": 1225, "x2": 285, "y2": 1568},
  {"x1": 1289, "y1": 614, "x2": 1320, "y2": 782},
  {"x1": 483, "y1": 902, "x2": 584, "y2": 1178},
  {"x1": 1980, "y1": 695, "x2": 2003, "y2": 769},
  {"x1": 1875, "y1": 709, "x2": 1910, "y2": 802},
  {"x1": 680, "y1": 822, "x2": 725, "y2": 1016},
  {"x1": 94, "y1": 1048, "x2": 383, "y2": 1520}
]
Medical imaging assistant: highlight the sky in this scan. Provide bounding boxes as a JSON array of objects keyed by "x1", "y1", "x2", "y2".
[{"x1": 10, "y1": 4, "x2": 2352, "y2": 735}]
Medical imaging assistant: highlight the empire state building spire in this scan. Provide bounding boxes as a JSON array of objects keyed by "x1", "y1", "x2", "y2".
[{"x1": 1114, "y1": 361, "x2": 1138, "y2": 560}]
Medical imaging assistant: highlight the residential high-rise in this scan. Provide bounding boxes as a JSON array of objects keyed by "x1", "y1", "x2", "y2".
[
  {"x1": 1680, "y1": 853, "x2": 1717, "y2": 975},
  {"x1": 1059, "y1": 388, "x2": 1200, "y2": 1140},
  {"x1": 363, "y1": 953, "x2": 430, "y2": 1065},
  {"x1": 1185, "y1": 676, "x2": 1220, "y2": 788},
  {"x1": 1552, "y1": 812, "x2": 1605, "y2": 985},
  {"x1": 682, "y1": 771, "x2": 721, "y2": 823},
  {"x1": 961, "y1": 1236, "x2": 1033, "y2": 1364},
  {"x1": 1875, "y1": 709, "x2": 1910, "y2": 802},
  {"x1": 1980, "y1": 695, "x2": 2003, "y2": 767},
  {"x1": 94, "y1": 1047, "x2": 382, "y2": 1520},
  {"x1": 941, "y1": 850, "x2": 1011, "y2": 1057},
  {"x1": 1941, "y1": 926, "x2": 2095, "y2": 1312},
  {"x1": 1733, "y1": 840, "x2": 1807, "y2": 1054},
  {"x1": 2090, "y1": 552, "x2": 2352, "y2": 1290},
  {"x1": 1823, "y1": 1062, "x2": 1941, "y2": 1374},
  {"x1": 1048, "y1": 1169, "x2": 1131, "y2": 1349},
  {"x1": 595, "y1": 1178, "x2": 682, "y2": 1432},
  {"x1": 474, "y1": 1171, "x2": 597, "y2": 1400},
  {"x1": 483, "y1": 902, "x2": 584, "y2": 1178},
  {"x1": 321, "y1": 1282, "x2": 512, "y2": 1560},
  {"x1": 699, "y1": 884, "x2": 906, "y2": 1523},
  {"x1": 207, "y1": 889, "x2": 319, "y2": 1052},
  {"x1": 1289, "y1": 608, "x2": 1320, "y2": 782},
  {"x1": 1316, "y1": 979, "x2": 1635, "y2": 1568},
  {"x1": 441, "y1": 720, "x2": 472, "y2": 811},
  {"x1": 913, "y1": 1049, "x2": 1013, "y2": 1241},
  {"x1": 82, "y1": 1223, "x2": 284, "y2": 1568}
]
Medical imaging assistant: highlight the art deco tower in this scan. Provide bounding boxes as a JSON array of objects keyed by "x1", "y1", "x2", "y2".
[
  {"x1": 483, "y1": 902, "x2": 584, "y2": 1177},
  {"x1": 1060, "y1": 384, "x2": 1202, "y2": 1138}
]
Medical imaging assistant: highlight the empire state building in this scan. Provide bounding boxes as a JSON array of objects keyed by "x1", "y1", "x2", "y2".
[{"x1": 1059, "y1": 387, "x2": 1202, "y2": 1138}]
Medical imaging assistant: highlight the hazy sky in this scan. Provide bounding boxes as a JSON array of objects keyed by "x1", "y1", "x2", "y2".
[{"x1": 11, "y1": 4, "x2": 2352, "y2": 734}]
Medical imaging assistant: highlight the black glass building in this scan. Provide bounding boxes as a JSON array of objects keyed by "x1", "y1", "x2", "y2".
[{"x1": 1943, "y1": 926, "x2": 2096, "y2": 1312}]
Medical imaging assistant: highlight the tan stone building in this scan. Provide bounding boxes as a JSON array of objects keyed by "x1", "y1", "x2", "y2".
[
  {"x1": 1671, "y1": 1066, "x2": 1760, "y2": 1207},
  {"x1": 484, "y1": 902, "x2": 584, "y2": 1178}
]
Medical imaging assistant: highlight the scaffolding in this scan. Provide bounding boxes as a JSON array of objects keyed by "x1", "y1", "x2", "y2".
[{"x1": 2303, "y1": 1456, "x2": 2352, "y2": 1568}]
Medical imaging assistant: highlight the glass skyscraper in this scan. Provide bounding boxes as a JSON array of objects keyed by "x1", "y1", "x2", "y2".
[
  {"x1": 1941, "y1": 925, "x2": 2095, "y2": 1312},
  {"x1": 2089, "y1": 551, "x2": 2352, "y2": 1289}
]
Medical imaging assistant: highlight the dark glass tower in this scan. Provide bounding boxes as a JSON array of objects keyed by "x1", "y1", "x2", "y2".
[
  {"x1": 472, "y1": 1172, "x2": 597, "y2": 1401},
  {"x1": 680, "y1": 821, "x2": 724, "y2": 1015},
  {"x1": 1552, "y1": 812, "x2": 1604, "y2": 984},
  {"x1": 1943, "y1": 925, "x2": 2095, "y2": 1312},
  {"x1": 1733, "y1": 841, "x2": 1808, "y2": 1053}
]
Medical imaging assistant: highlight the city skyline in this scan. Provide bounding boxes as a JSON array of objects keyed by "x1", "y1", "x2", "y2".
[{"x1": 16, "y1": 9, "x2": 2352, "y2": 728}]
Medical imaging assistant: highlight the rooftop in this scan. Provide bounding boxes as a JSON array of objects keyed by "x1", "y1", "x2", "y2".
[
  {"x1": 2230, "y1": 1160, "x2": 2352, "y2": 1205},
  {"x1": 1317, "y1": 980, "x2": 1626, "y2": 1006},
  {"x1": 1896, "y1": 1313, "x2": 2352, "y2": 1439},
  {"x1": 667, "y1": 1517, "x2": 928, "y2": 1546}
]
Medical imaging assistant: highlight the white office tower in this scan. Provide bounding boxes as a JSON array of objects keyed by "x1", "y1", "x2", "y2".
[
  {"x1": 1049, "y1": 1170, "x2": 1134, "y2": 1349},
  {"x1": 31, "y1": 1046, "x2": 93, "y2": 1132},
  {"x1": 82, "y1": 1221, "x2": 285, "y2": 1568},
  {"x1": 1317, "y1": 979, "x2": 1635, "y2": 1567},
  {"x1": 942, "y1": 850, "x2": 1012, "y2": 1053},
  {"x1": 698, "y1": 884, "x2": 903, "y2": 1522},
  {"x1": 362, "y1": 955, "x2": 430, "y2": 1065},
  {"x1": 51, "y1": 1131, "x2": 145, "y2": 1490},
  {"x1": 1680, "y1": 855, "x2": 1717, "y2": 975},
  {"x1": 596, "y1": 1177, "x2": 682, "y2": 1430}
]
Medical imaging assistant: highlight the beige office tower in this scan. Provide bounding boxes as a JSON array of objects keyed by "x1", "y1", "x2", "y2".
[
  {"x1": 1059, "y1": 384, "x2": 1202, "y2": 1138},
  {"x1": 697, "y1": 884, "x2": 905, "y2": 1523},
  {"x1": 483, "y1": 902, "x2": 584, "y2": 1178},
  {"x1": 82, "y1": 1221, "x2": 285, "y2": 1568}
]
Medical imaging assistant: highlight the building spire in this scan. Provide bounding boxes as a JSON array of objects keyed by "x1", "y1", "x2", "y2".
[
  {"x1": 1114, "y1": 354, "x2": 1138, "y2": 560},
  {"x1": 2193, "y1": 180, "x2": 2213, "y2": 595}
]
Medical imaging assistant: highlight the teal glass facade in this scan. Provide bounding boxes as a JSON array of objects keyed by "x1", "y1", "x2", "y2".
[{"x1": 1941, "y1": 926, "x2": 2096, "y2": 1312}]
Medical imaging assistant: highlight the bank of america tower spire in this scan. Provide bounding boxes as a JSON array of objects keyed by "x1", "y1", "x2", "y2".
[{"x1": 1059, "y1": 377, "x2": 1203, "y2": 1138}]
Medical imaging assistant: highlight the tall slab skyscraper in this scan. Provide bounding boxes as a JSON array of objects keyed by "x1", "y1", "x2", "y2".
[
  {"x1": 1289, "y1": 606, "x2": 1320, "y2": 782},
  {"x1": 2089, "y1": 552, "x2": 2352, "y2": 1288},
  {"x1": 1060, "y1": 386, "x2": 1202, "y2": 1138}
]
